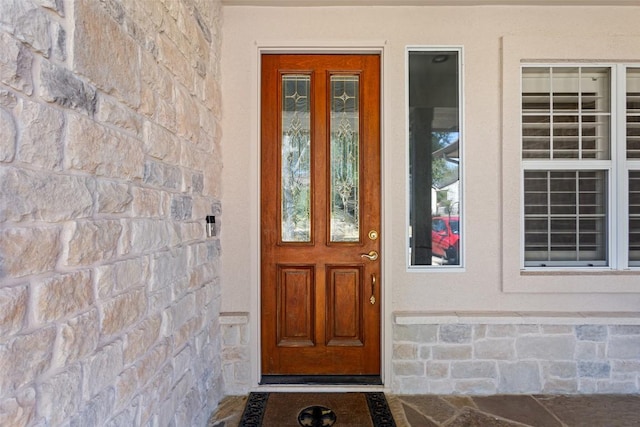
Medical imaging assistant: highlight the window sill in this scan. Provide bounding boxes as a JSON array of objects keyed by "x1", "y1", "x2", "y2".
[
  {"x1": 394, "y1": 311, "x2": 640, "y2": 326},
  {"x1": 521, "y1": 269, "x2": 640, "y2": 276}
]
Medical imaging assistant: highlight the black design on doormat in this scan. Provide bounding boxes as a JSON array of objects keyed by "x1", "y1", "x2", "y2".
[
  {"x1": 239, "y1": 392, "x2": 269, "y2": 426},
  {"x1": 297, "y1": 405, "x2": 337, "y2": 426},
  {"x1": 365, "y1": 392, "x2": 397, "y2": 427},
  {"x1": 239, "y1": 392, "x2": 396, "y2": 426}
]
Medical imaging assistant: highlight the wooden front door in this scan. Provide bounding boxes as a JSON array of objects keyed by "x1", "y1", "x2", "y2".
[{"x1": 260, "y1": 54, "x2": 381, "y2": 378}]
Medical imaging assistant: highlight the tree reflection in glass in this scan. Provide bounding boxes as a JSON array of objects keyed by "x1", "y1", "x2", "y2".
[
  {"x1": 281, "y1": 75, "x2": 311, "y2": 242},
  {"x1": 330, "y1": 75, "x2": 360, "y2": 242}
]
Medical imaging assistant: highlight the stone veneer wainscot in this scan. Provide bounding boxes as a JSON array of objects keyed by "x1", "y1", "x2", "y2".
[{"x1": 393, "y1": 312, "x2": 640, "y2": 395}]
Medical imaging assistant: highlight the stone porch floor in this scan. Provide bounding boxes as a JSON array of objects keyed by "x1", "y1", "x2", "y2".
[{"x1": 207, "y1": 393, "x2": 640, "y2": 426}]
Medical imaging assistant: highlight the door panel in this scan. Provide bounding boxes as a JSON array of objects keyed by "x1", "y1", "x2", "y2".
[
  {"x1": 277, "y1": 265, "x2": 315, "y2": 347},
  {"x1": 326, "y1": 265, "x2": 364, "y2": 346},
  {"x1": 261, "y1": 54, "x2": 381, "y2": 377}
]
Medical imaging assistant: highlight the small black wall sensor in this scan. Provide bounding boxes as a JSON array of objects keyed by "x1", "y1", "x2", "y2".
[{"x1": 206, "y1": 216, "x2": 216, "y2": 237}]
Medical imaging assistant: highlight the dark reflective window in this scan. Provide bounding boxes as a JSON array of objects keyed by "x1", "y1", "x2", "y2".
[{"x1": 408, "y1": 49, "x2": 462, "y2": 267}]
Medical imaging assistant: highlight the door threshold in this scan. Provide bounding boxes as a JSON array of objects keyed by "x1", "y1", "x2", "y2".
[{"x1": 260, "y1": 375, "x2": 382, "y2": 386}]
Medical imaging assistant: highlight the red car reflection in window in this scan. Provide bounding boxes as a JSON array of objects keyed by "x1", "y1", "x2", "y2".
[{"x1": 432, "y1": 216, "x2": 459, "y2": 265}]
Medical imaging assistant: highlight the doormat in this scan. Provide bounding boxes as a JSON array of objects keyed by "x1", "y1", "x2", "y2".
[{"x1": 239, "y1": 392, "x2": 396, "y2": 427}]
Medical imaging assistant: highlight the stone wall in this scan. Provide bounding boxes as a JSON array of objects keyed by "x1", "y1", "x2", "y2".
[
  {"x1": 393, "y1": 314, "x2": 640, "y2": 395},
  {"x1": 0, "y1": 0, "x2": 223, "y2": 425},
  {"x1": 220, "y1": 312, "x2": 251, "y2": 395}
]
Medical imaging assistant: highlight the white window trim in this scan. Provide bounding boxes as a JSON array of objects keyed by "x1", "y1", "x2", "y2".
[
  {"x1": 501, "y1": 35, "x2": 640, "y2": 293},
  {"x1": 520, "y1": 63, "x2": 640, "y2": 272}
]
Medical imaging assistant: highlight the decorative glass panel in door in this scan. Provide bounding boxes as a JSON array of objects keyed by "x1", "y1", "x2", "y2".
[
  {"x1": 330, "y1": 75, "x2": 360, "y2": 242},
  {"x1": 281, "y1": 75, "x2": 311, "y2": 242}
]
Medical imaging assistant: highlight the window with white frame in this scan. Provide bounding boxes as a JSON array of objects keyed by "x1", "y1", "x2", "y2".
[
  {"x1": 408, "y1": 48, "x2": 462, "y2": 268},
  {"x1": 521, "y1": 65, "x2": 640, "y2": 268}
]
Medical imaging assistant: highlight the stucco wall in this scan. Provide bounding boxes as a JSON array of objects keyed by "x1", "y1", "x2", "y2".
[
  {"x1": 0, "y1": 0, "x2": 223, "y2": 424},
  {"x1": 220, "y1": 5, "x2": 640, "y2": 314},
  {"x1": 219, "y1": 5, "x2": 640, "y2": 391}
]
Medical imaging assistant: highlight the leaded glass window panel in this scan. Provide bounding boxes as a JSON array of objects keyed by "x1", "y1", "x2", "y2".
[
  {"x1": 330, "y1": 75, "x2": 360, "y2": 242},
  {"x1": 281, "y1": 75, "x2": 311, "y2": 242}
]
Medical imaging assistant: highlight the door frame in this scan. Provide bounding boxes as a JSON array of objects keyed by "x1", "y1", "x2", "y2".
[{"x1": 250, "y1": 43, "x2": 390, "y2": 391}]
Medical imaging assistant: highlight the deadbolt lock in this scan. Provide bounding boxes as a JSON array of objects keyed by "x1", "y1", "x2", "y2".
[{"x1": 368, "y1": 230, "x2": 379, "y2": 241}]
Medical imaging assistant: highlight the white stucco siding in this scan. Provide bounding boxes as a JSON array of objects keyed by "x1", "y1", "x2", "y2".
[{"x1": 220, "y1": 5, "x2": 640, "y2": 315}]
